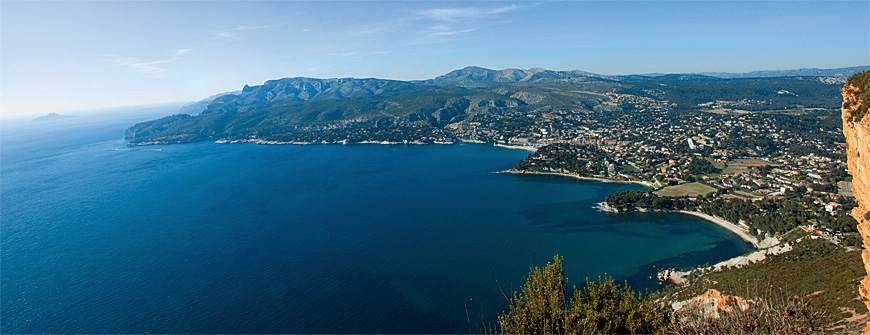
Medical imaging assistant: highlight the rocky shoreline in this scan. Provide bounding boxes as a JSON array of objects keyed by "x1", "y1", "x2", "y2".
[{"x1": 658, "y1": 240, "x2": 792, "y2": 285}]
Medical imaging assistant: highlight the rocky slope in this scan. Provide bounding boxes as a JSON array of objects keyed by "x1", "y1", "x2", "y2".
[{"x1": 842, "y1": 71, "x2": 870, "y2": 333}]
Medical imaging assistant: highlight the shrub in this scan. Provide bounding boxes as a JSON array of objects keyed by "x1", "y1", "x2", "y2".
[
  {"x1": 668, "y1": 295, "x2": 824, "y2": 335},
  {"x1": 498, "y1": 256, "x2": 670, "y2": 334},
  {"x1": 497, "y1": 256, "x2": 830, "y2": 334},
  {"x1": 844, "y1": 71, "x2": 870, "y2": 123}
]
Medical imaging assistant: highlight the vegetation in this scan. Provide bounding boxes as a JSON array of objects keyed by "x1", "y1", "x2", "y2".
[
  {"x1": 498, "y1": 256, "x2": 670, "y2": 334},
  {"x1": 665, "y1": 238, "x2": 865, "y2": 327},
  {"x1": 684, "y1": 158, "x2": 721, "y2": 175},
  {"x1": 498, "y1": 255, "x2": 833, "y2": 334},
  {"x1": 668, "y1": 296, "x2": 825, "y2": 335},
  {"x1": 619, "y1": 76, "x2": 844, "y2": 112},
  {"x1": 513, "y1": 143, "x2": 611, "y2": 177},
  {"x1": 605, "y1": 190, "x2": 857, "y2": 236},
  {"x1": 844, "y1": 70, "x2": 870, "y2": 122},
  {"x1": 654, "y1": 182, "x2": 717, "y2": 197}
]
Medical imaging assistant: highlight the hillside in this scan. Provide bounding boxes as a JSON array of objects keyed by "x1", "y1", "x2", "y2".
[{"x1": 125, "y1": 66, "x2": 852, "y2": 146}]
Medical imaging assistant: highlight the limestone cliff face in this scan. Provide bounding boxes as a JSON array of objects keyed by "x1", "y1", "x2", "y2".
[{"x1": 842, "y1": 78, "x2": 870, "y2": 332}]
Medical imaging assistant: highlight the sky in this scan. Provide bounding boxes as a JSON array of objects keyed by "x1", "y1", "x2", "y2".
[{"x1": 1, "y1": 1, "x2": 868, "y2": 116}]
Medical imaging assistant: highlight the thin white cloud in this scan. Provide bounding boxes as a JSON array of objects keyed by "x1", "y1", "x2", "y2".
[
  {"x1": 329, "y1": 52, "x2": 357, "y2": 57},
  {"x1": 234, "y1": 24, "x2": 284, "y2": 31},
  {"x1": 211, "y1": 22, "x2": 288, "y2": 40},
  {"x1": 110, "y1": 57, "x2": 171, "y2": 78},
  {"x1": 105, "y1": 48, "x2": 192, "y2": 78},
  {"x1": 349, "y1": 18, "x2": 410, "y2": 36},
  {"x1": 429, "y1": 27, "x2": 477, "y2": 37},
  {"x1": 211, "y1": 30, "x2": 239, "y2": 40},
  {"x1": 408, "y1": 4, "x2": 521, "y2": 42},
  {"x1": 335, "y1": 4, "x2": 522, "y2": 52},
  {"x1": 345, "y1": 4, "x2": 518, "y2": 40},
  {"x1": 418, "y1": 4, "x2": 519, "y2": 22}
]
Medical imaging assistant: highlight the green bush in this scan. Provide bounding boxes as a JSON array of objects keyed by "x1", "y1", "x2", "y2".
[
  {"x1": 844, "y1": 71, "x2": 870, "y2": 122},
  {"x1": 498, "y1": 256, "x2": 670, "y2": 334},
  {"x1": 497, "y1": 254, "x2": 835, "y2": 334}
]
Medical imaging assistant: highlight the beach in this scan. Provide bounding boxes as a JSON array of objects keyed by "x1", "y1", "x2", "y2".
[{"x1": 678, "y1": 211, "x2": 760, "y2": 248}]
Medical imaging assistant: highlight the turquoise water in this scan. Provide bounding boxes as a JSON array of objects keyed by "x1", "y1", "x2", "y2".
[{"x1": 0, "y1": 105, "x2": 751, "y2": 333}]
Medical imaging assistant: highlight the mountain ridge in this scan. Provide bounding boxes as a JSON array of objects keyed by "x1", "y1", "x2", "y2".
[
  {"x1": 126, "y1": 65, "x2": 859, "y2": 145},
  {"x1": 185, "y1": 65, "x2": 868, "y2": 108}
]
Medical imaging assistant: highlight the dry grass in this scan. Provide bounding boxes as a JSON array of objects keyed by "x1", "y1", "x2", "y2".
[{"x1": 655, "y1": 182, "x2": 717, "y2": 197}]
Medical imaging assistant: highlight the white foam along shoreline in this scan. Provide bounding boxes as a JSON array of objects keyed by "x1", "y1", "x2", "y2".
[{"x1": 678, "y1": 211, "x2": 760, "y2": 248}]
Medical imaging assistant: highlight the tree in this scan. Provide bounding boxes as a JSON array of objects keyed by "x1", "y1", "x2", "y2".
[{"x1": 498, "y1": 256, "x2": 669, "y2": 334}]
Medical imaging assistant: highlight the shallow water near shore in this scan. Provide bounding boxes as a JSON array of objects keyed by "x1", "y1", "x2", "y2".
[{"x1": 1, "y1": 105, "x2": 752, "y2": 333}]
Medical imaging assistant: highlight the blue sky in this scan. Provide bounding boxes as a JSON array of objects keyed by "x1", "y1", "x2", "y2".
[{"x1": 1, "y1": 1, "x2": 868, "y2": 116}]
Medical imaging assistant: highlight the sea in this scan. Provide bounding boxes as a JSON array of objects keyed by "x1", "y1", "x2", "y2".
[{"x1": 0, "y1": 103, "x2": 752, "y2": 333}]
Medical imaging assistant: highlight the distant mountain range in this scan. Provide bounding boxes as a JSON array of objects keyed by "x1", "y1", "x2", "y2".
[
  {"x1": 176, "y1": 66, "x2": 868, "y2": 113},
  {"x1": 641, "y1": 66, "x2": 869, "y2": 79},
  {"x1": 126, "y1": 65, "x2": 864, "y2": 145}
]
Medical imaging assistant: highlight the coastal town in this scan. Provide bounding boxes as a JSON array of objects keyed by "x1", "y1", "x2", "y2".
[
  {"x1": 447, "y1": 95, "x2": 858, "y2": 245},
  {"x1": 206, "y1": 88, "x2": 858, "y2": 246}
]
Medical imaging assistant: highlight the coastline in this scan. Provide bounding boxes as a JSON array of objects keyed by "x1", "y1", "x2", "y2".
[
  {"x1": 677, "y1": 211, "x2": 760, "y2": 248},
  {"x1": 493, "y1": 143, "x2": 539, "y2": 151},
  {"x1": 597, "y1": 202, "x2": 764, "y2": 250},
  {"x1": 500, "y1": 169, "x2": 655, "y2": 188},
  {"x1": 594, "y1": 202, "x2": 761, "y2": 249}
]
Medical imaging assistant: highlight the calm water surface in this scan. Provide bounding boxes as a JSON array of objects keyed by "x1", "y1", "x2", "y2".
[{"x1": 1, "y1": 105, "x2": 752, "y2": 333}]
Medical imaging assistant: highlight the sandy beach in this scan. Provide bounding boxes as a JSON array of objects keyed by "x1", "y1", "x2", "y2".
[{"x1": 678, "y1": 211, "x2": 760, "y2": 248}]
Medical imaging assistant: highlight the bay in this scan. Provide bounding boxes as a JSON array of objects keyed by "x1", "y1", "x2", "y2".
[{"x1": 1, "y1": 104, "x2": 751, "y2": 333}]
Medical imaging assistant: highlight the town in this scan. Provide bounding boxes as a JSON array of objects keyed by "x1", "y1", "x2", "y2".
[{"x1": 445, "y1": 94, "x2": 857, "y2": 245}]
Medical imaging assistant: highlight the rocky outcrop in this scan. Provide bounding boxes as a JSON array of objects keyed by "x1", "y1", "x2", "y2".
[
  {"x1": 671, "y1": 289, "x2": 753, "y2": 318},
  {"x1": 841, "y1": 71, "x2": 870, "y2": 333}
]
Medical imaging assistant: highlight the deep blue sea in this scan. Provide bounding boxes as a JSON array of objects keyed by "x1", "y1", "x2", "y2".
[{"x1": 1, "y1": 104, "x2": 752, "y2": 333}]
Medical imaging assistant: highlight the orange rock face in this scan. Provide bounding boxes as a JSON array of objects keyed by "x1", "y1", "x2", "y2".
[
  {"x1": 841, "y1": 83, "x2": 870, "y2": 334},
  {"x1": 670, "y1": 289, "x2": 753, "y2": 319}
]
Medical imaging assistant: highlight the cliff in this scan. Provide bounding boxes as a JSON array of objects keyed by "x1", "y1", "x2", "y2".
[{"x1": 842, "y1": 71, "x2": 870, "y2": 333}]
